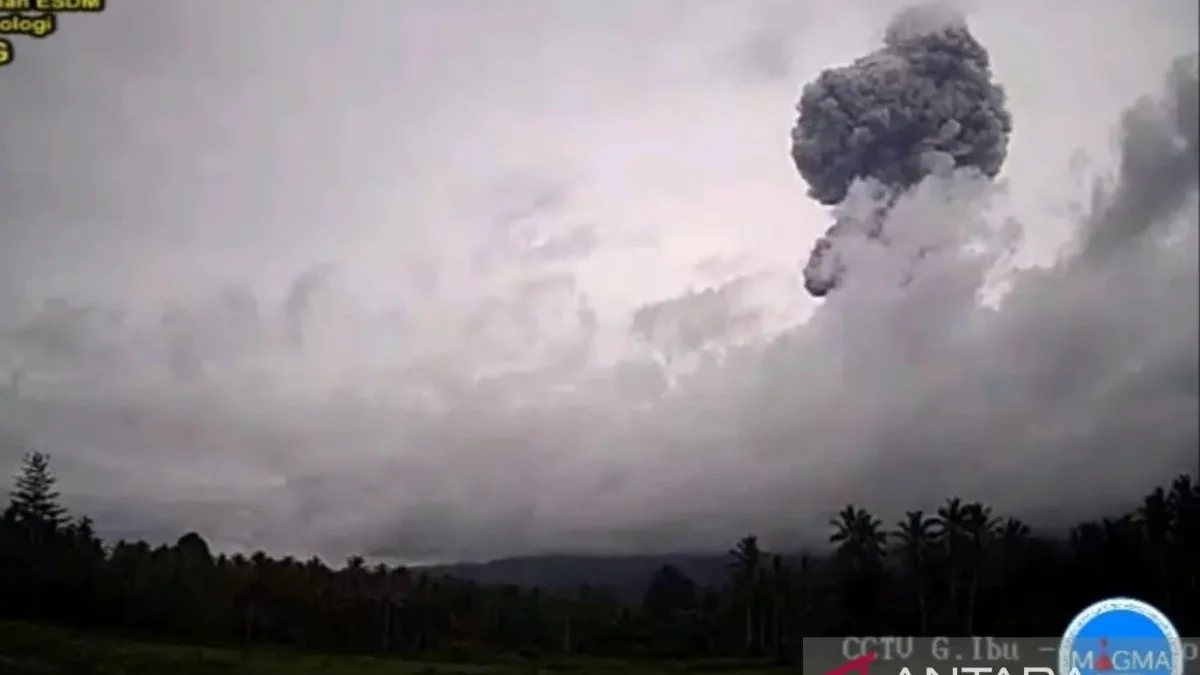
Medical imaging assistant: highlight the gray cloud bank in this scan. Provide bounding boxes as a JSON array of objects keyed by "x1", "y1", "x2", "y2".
[{"x1": 0, "y1": 2, "x2": 1196, "y2": 563}]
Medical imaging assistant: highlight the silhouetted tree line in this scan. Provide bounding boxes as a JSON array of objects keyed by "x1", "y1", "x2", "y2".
[{"x1": 1, "y1": 451, "x2": 1196, "y2": 662}]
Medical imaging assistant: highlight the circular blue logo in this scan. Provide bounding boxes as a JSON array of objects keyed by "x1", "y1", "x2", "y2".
[{"x1": 1058, "y1": 597, "x2": 1182, "y2": 675}]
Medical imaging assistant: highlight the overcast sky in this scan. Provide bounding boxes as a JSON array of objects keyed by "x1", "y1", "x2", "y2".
[{"x1": 0, "y1": 0, "x2": 1196, "y2": 563}]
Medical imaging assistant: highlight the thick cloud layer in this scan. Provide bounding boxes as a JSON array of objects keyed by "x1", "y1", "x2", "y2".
[
  {"x1": 0, "y1": 0, "x2": 1195, "y2": 563},
  {"x1": 793, "y1": 3, "x2": 1013, "y2": 296}
]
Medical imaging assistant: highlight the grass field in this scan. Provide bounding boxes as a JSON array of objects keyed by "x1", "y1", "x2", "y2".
[{"x1": 0, "y1": 622, "x2": 789, "y2": 674}]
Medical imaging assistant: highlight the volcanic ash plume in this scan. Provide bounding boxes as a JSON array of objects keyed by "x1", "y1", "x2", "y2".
[{"x1": 791, "y1": 3, "x2": 1013, "y2": 297}]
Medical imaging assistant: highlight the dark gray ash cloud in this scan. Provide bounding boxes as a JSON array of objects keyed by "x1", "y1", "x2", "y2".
[{"x1": 792, "y1": 3, "x2": 1013, "y2": 297}]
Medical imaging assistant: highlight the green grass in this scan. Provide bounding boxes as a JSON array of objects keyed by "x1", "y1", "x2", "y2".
[{"x1": 0, "y1": 622, "x2": 786, "y2": 674}]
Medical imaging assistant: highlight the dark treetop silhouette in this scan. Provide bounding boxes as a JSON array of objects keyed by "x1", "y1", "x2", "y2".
[{"x1": 1, "y1": 451, "x2": 1196, "y2": 662}]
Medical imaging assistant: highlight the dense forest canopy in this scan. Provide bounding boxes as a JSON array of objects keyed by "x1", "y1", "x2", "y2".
[{"x1": 1, "y1": 451, "x2": 1195, "y2": 663}]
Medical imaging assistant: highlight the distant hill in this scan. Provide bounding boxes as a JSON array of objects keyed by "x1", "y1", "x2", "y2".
[{"x1": 420, "y1": 553, "x2": 755, "y2": 602}]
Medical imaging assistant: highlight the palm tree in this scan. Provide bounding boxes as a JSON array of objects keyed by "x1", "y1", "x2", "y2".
[
  {"x1": 1168, "y1": 475, "x2": 1199, "y2": 596},
  {"x1": 830, "y1": 505, "x2": 887, "y2": 568},
  {"x1": 788, "y1": 554, "x2": 815, "y2": 638},
  {"x1": 935, "y1": 497, "x2": 969, "y2": 627},
  {"x1": 961, "y1": 502, "x2": 999, "y2": 634},
  {"x1": 1090, "y1": 515, "x2": 1141, "y2": 597},
  {"x1": 1138, "y1": 487, "x2": 1173, "y2": 609},
  {"x1": 892, "y1": 510, "x2": 936, "y2": 634},
  {"x1": 995, "y1": 517, "x2": 1031, "y2": 582},
  {"x1": 1167, "y1": 474, "x2": 1199, "y2": 625},
  {"x1": 998, "y1": 517, "x2": 1030, "y2": 543},
  {"x1": 728, "y1": 535, "x2": 762, "y2": 651},
  {"x1": 992, "y1": 517, "x2": 1032, "y2": 630},
  {"x1": 768, "y1": 555, "x2": 787, "y2": 657},
  {"x1": 830, "y1": 505, "x2": 887, "y2": 632}
]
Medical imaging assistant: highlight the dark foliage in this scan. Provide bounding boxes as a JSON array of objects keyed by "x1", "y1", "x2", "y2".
[{"x1": 0, "y1": 451, "x2": 1196, "y2": 662}]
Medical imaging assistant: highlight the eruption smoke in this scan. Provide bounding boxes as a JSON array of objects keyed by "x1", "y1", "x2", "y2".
[{"x1": 792, "y1": 3, "x2": 1013, "y2": 297}]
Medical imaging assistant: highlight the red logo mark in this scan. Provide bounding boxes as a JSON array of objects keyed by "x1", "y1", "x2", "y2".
[
  {"x1": 822, "y1": 651, "x2": 879, "y2": 675},
  {"x1": 1096, "y1": 638, "x2": 1113, "y2": 671}
]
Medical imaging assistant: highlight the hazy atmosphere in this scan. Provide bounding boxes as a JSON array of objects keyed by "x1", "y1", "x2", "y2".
[{"x1": 0, "y1": 0, "x2": 1196, "y2": 563}]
